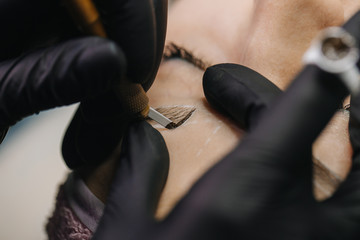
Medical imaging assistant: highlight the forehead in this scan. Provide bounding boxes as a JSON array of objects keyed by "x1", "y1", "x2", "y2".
[
  {"x1": 166, "y1": 0, "x2": 256, "y2": 64},
  {"x1": 166, "y1": 0, "x2": 351, "y2": 89}
]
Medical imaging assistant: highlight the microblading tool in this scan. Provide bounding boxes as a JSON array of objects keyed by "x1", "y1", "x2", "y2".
[
  {"x1": 148, "y1": 107, "x2": 173, "y2": 129},
  {"x1": 303, "y1": 26, "x2": 360, "y2": 95},
  {"x1": 64, "y1": 0, "x2": 187, "y2": 129},
  {"x1": 150, "y1": 106, "x2": 196, "y2": 129}
]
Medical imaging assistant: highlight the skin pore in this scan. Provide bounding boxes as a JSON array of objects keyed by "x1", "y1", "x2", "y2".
[{"x1": 81, "y1": 0, "x2": 360, "y2": 219}]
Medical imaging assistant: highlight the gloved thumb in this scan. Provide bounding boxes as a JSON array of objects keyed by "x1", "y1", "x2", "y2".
[
  {"x1": 203, "y1": 64, "x2": 282, "y2": 131},
  {"x1": 92, "y1": 121, "x2": 169, "y2": 240}
]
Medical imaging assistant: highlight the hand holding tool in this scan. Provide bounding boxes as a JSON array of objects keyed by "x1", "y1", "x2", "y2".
[
  {"x1": 64, "y1": 0, "x2": 174, "y2": 128},
  {"x1": 61, "y1": 0, "x2": 170, "y2": 169},
  {"x1": 0, "y1": 0, "x2": 167, "y2": 141}
]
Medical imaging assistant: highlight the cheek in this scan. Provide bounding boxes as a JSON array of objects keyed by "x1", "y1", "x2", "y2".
[{"x1": 312, "y1": 111, "x2": 352, "y2": 180}]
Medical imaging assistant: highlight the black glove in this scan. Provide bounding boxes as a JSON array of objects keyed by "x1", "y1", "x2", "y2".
[
  {"x1": 0, "y1": 0, "x2": 166, "y2": 134},
  {"x1": 0, "y1": 0, "x2": 167, "y2": 165},
  {"x1": 61, "y1": 0, "x2": 168, "y2": 169},
  {"x1": 90, "y1": 12, "x2": 360, "y2": 240},
  {"x1": 91, "y1": 120, "x2": 170, "y2": 240}
]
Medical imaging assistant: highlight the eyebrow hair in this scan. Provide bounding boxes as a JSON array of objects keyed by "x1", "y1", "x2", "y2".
[
  {"x1": 147, "y1": 105, "x2": 196, "y2": 128},
  {"x1": 163, "y1": 42, "x2": 210, "y2": 71},
  {"x1": 156, "y1": 105, "x2": 196, "y2": 124}
]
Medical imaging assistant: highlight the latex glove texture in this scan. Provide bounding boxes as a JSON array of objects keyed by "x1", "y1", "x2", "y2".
[
  {"x1": 61, "y1": 0, "x2": 168, "y2": 169},
  {"x1": 91, "y1": 120, "x2": 169, "y2": 240},
  {"x1": 0, "y1": 0, "x2": 167, "y2": 133}
]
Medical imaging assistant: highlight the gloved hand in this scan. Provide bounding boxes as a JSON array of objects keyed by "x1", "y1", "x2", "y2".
[
  {"x1": 91, "y1": 120, "x2": 170, "y2": 239},
  {"x1": 61, "y1": 0, "x2": 168, "y2": 169},
  {"x1": 90, "y1": 12, "x2": 360, "y2": 240},
  {"x1": 0, "y1": 0, "x2": 167, "y2": 166}
]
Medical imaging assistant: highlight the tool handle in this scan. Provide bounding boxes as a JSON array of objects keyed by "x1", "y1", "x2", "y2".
[
  {"x1": 64, "y1": 0, "x2": 149, "y2": 118},
  {"x1": 63, "y1": 0, "x2": 107, "y2": 37},
  {"x1": 117, "y1": 83, "x2": 150, "y2": 119}
]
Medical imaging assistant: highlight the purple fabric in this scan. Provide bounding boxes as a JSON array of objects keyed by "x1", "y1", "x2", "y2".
[
  {"x1": 46, "y1": 183, "x2": 93, "y2": 240},
  {"x1": 46, "y1": 172, "x2": 105, "y2": 239},
  {"x1": 65, "y1": 172, "x2": 104, "y2": 233}
]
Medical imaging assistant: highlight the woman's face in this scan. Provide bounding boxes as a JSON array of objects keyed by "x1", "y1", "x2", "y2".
[
  {"x1": 85, "y1": 0, "x2": 360, "y2": 219},
  {"x1": 148, "y1": 0, "x2": 360, "y2": 216},
  {"x1": 165, "y1": 0, "x2": 359, "y2": 88}
]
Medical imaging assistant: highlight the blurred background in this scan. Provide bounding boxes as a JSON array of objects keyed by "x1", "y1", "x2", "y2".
[{"x1": 0, "y1": 104, "x2": 77, "y2": 239}]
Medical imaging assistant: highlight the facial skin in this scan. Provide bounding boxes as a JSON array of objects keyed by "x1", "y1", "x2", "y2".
[{"x1": 82, "y1": 0, "x2": 360, "y2": 219}]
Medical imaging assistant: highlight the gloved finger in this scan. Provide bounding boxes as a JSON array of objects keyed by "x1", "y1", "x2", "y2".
[
  {"x1": 62, "y1": 96, "x2": 128, "y2": 169},
  {"x1": 0, "y1": 0, "x2": 79, "y2": 61},
  {"x1": 0, "y1": 36, "x2": 126, "y2": 130},
  {"x1": 62, "y1": 86, "x2": 141, "y2": 169},
  {"x1": 142, "y1": 0, "x2": 168, "y2": 91},
  {"x1": 93, "y1": 0, "x2": 167, "y2": 89},
  {"x1": 203, "y1": 63, "x2": 282, "y2": 131},
  {"x1": 92, "y1": 121, "x2": 169, "y2": 240}
]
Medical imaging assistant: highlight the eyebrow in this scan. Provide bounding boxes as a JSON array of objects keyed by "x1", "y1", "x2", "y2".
[{"x1": 163, "y1": 42, "x2": 210, "y2": 71}]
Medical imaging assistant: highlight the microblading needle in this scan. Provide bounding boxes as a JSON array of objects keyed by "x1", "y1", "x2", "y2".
[
  {"x1": 148, "y1": 106, "x2": 196, "y2": 129},
  {"x1": 148, "y1": 107, "x2": 174, "y2": 128}
]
